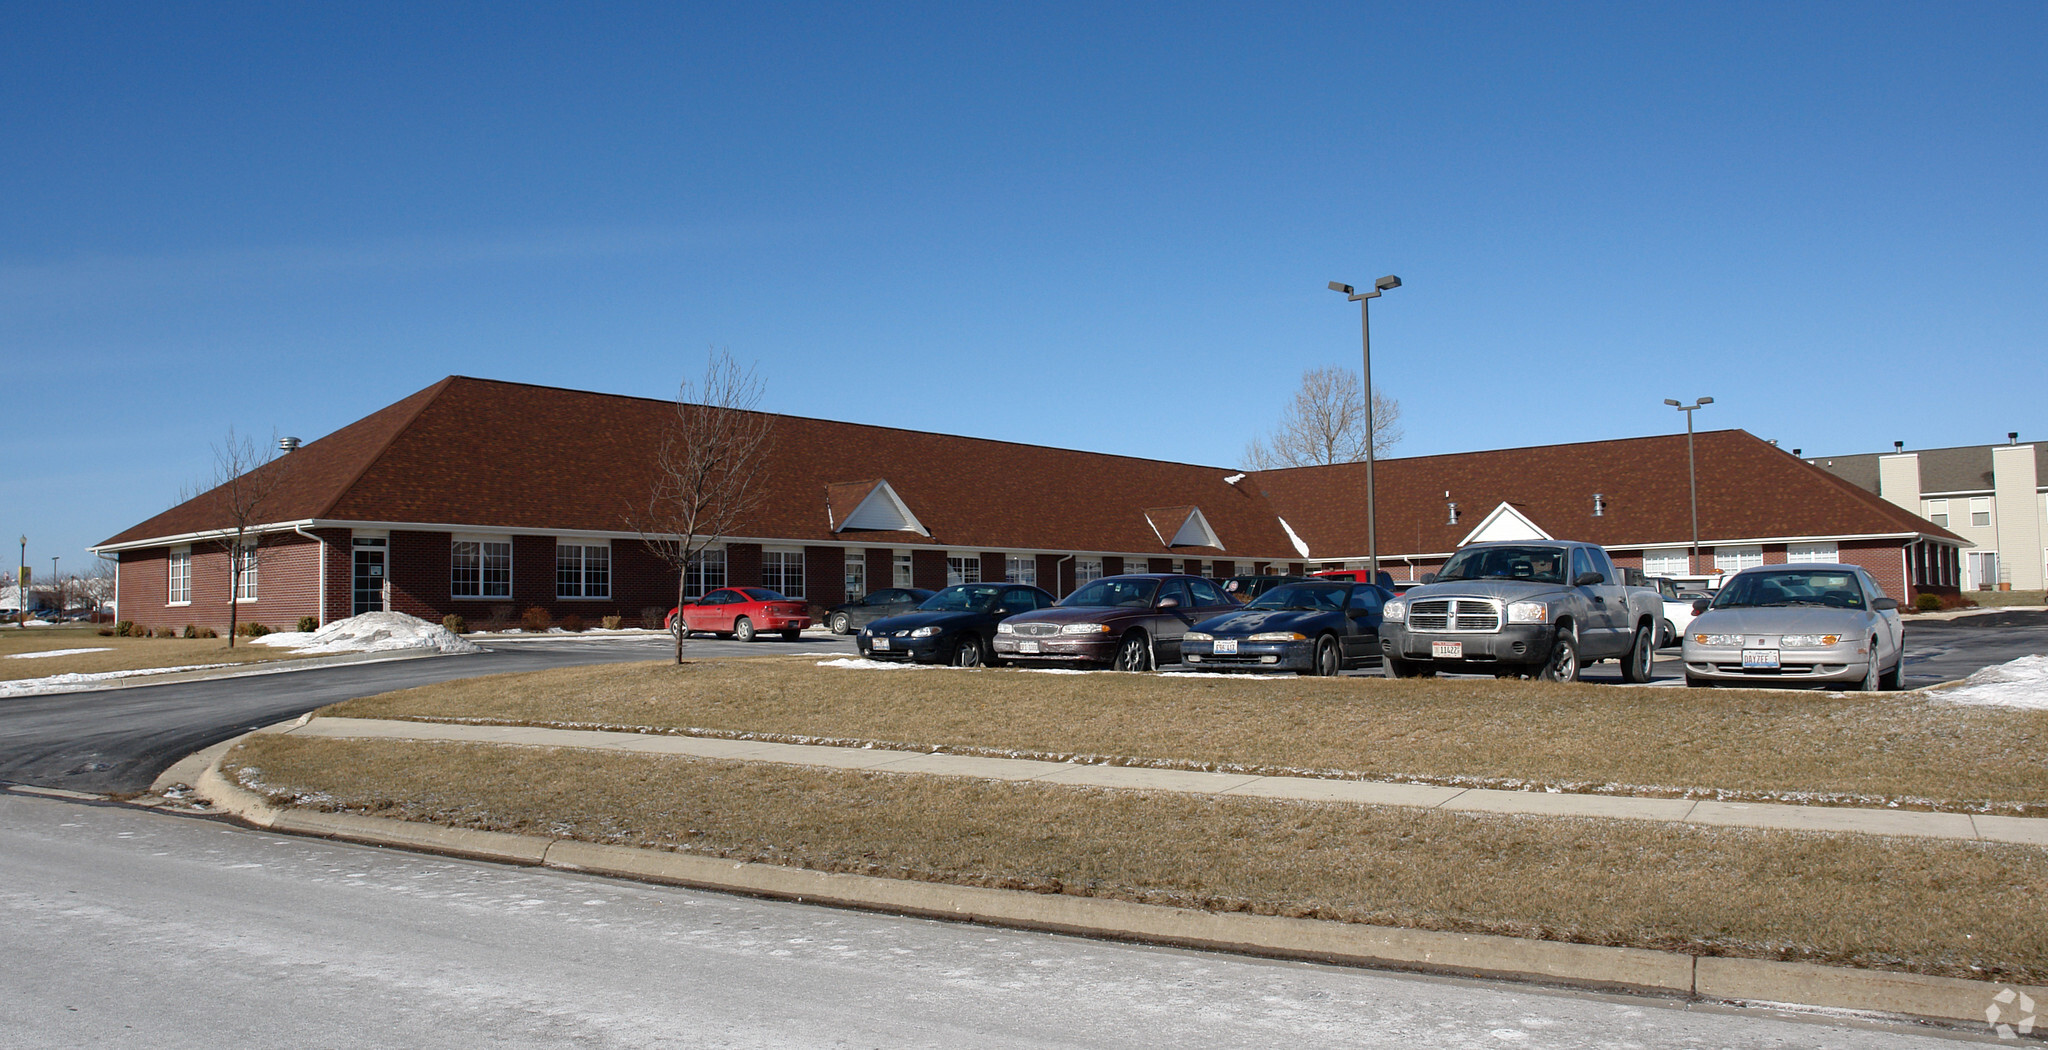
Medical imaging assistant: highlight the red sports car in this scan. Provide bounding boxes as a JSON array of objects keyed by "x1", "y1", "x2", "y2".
[{"x1": 666, "y1": 587, "x2": 812, "y2": 642}]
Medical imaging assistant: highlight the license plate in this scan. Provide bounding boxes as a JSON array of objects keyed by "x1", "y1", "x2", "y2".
[
  {"x1": 1742, "y1": 648, "x2": 1780, "y2": 669},
  {"x1": 1019, "y1": 640, "x2": 1041, "y2": 654},
  {"x1": 1214, "y1": 639, "x2": 1238, "y2": 654},
  {"x1": 872, "y1": 637, "x2": 890, "y2": 650},
  {"x1": 1432, "y1": 640, "x2": 1463, "y2": 659}
]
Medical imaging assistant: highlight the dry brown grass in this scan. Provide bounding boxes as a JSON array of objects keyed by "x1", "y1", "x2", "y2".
[
  {"x1": 0, "y1": 629, "x2": 314, "y2": 681},
  {"x1": 223, "y1": 733, "x2": 2048, "y2": 983},
  {"x1": 322, "y1": 657, "x2": 2048, "y2": 813}
]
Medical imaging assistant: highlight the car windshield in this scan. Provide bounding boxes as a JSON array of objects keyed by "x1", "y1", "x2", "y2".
[
  {"x1": 1713, "y1": 571, "x2": 1864, "y2": 609},
  {"x1": 1060, "y1": 577, "x2": 1159, "y2": 608},
  {"x1": 1435, "y1": 545, "x2": 1568, "y2": 584},
  {"x1": 739, "y1": 588, "x2": 786, "y2": 602},
  {"x1": 1246, "y1": 583, "x2": 1347, "y2": 612},
  {"x1": 920, "y1": 585, "x2": 1004, "y2": 612}
]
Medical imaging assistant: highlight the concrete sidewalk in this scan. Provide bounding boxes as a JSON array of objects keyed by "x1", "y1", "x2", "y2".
[{"x1": 287, "y1": 716, "x2": 2048, "y2": 846}]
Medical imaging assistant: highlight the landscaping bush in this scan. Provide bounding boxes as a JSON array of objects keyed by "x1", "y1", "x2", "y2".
[
  {"x1": 1939, "y1": 592, "x2": 1979, "y2": 611},
  {"x1": 559, "y1": 614, "x2": 587, "y2": 633},
  {"x1": 1915, "y1": 593, "x2": 1942, "y2": 612},
  {"x1": 113, "y1": 620, "x2": 135, "y2": 637},
  {"x1": 442, "y1": 613, "x2": 467, "y2": 635},
  {"x1": 97, "y1": 626, "x2": 114, "y2": 637},
  {"x1": 601, "y1": 615, "x2": 623, "y2": 630},
  {"x1": 297, "y1": 616, "x2": 318, "y2": 633},
  {"x1": 484, "y1": 605, "x2": 516, "y2": 631},
  {"x1": 236, "y1": 622, "x2": 271, "y2": 638},
  {"x1": 520, "y1": 606, "x2": 552, "y2": 632},
  {"x1": 195, "y1": 626, "x2": 218, "y2": 639},
  {"x1": 640, "y1": 606, "x2": 670, "y2": 629},
  {"x1": 181, "y1": 624, "x2": 198, "y2": 639}
]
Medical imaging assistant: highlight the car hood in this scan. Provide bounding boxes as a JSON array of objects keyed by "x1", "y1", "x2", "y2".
[
  {"x1": 1192, "y1": 608, "x2": 1340, "y2": 635},
  {"x1": 1403, "y1": 580, "x2": 1568, "y2": 603},
  {"x1": 1690, "y1": 606, "x2": 1874, "y2": 636},
  {"x1": 865, "y1": 609, "x2": 986, "y2": 634}
]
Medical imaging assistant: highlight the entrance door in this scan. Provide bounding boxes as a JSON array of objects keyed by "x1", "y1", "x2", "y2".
[
  {"x1": 353, "y1": 541, "x2": 388, "y2": 615},
  {"x1": 1968, "y1": 550, "x2": 2000, "y2": 591}
]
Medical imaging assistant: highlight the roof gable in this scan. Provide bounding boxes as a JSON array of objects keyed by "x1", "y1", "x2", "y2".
[
  {"x1": 831, "y1": 479, "x2": 930, "y2": 535},
  {"x1": 1460, "y1": 502, "x2": 1552, "y2": 545},
  {"x1": 1145, "y1": 506, "x2": 1224, "y2": 550}
]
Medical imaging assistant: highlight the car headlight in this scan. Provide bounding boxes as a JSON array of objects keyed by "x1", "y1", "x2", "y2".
[
  {"x1": 1183, "y1": 631, "x2": 1212, "y2": 642},
  {"x1": 1382, "y1": 600, "x2": 1406, "y2": 623},
  {"x1": 910, "y1": 626, "x2": 942, "y2": 637},
  {"x1": 1247, "y1": 632, "x2": 1306, "y2": 642},
  {"x1": 1692, "y1": 633, "x2": 1742, "y2": 646},
  {"x1": 1778, "y1": 634, "x2": 1842, "y2": 647},
  {"x1": 996, "y1": 623, "x2": 1015, "y2": 635},
  {"x1": 1061, "y1": 623, "x2": 1111, "y2": 635},
  {"x1": 1506, "y1": 602, "x2": 1549, "y2": 624}
]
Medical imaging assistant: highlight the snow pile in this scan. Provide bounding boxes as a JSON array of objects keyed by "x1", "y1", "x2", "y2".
[
  {"x1": 1935, "y1": 654, "x2": 2048, "y2": 710},
  {"x1": 816, "y1": 657, "x2": 938, "y2": 670},
  {"x1": 0, "y1": 662, "x2": 242, "y2": 696},
  {"x1": 252, "y1": 611, "x2": 483, "y2": 655},
  {"x1": 6, "y1": 647, "x2": 114, "y2": 660}
]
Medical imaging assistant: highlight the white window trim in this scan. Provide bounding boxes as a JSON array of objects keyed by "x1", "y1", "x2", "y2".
[
  {"x1": 167, "y1": 547, "x2": 192, "y2": 606},
  {"x1": 684, "y1": 546, "x2": 728, "y2": 598},
  {"x1": 232, "y1": 544, "x2": 259, "y2": 603},
  {"x1": 762, "y1": 548, "x2": 806, "y2": 598},
  {"x1": 946, "y1": 553, "x2": 982, "y2": 586},
  {"x1": 451, "y1": 535, "x2": 513, "y2": 600}
]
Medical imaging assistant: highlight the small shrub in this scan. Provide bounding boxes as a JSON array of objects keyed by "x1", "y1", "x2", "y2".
[
  {"x1": 559, "y1": 613, "x2": 587, "y2": 633},
  {"x1": 113, "y1": 620, "x2": 135, "y2": 637},
  {"x1": 641, "y1": 606, "x2": 670, "y2": 629},
  {"x1": 1938, "y1": 592, "x2": 1978, "y2": 611},
  {"x1": 442, "y1": 613, "x2": 467, "y2": 635},
  {"x1": 485, "y1": 605, "x2": 516, "y2": 631},
  {"x1": 1914, "y1": 593, "x2": 1942, "y2": 612},
  {"x1": 196, "y1": 626, "x2": 218, "y2": 639},
  {"x1": 520, "y1": 606, "x2": 552, "y2": 632},
  {"x1": 297, "y1": 616, "x2": 318, "y2": 633},
  {"x1": 236, "y1": 622, "x2": 270, "y2": 638},
  {"x1": 601, "y1": 614, "x2": 623, "y2": 631},
  {"x1": 97, "y1": 626, "x2": 115, "y2": 637},
  {"x1": 182, "y1": 624, "x2": 199, "y2": 639}
]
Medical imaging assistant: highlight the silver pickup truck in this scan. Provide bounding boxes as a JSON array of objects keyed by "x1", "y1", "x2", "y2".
[{"x1": 1379, "y1": 540, "x2": 1665, "y2": 682}]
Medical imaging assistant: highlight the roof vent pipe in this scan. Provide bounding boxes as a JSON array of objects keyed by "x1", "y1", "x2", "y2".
[
  {"x1": 279, "y1": 436, "x2": 302, "y2": 453},
  {"x1": 2011, "y1": 432, "x2": 2020, "y2": 444},
  {"x1": 1446, "y1": 501, "x2": 1459, "y2": 525},
  {"x1": 1893, "y1": 441, "x2": 1904, "y2": 453},
  {"x1": 1592, "y1": 493, "x2": 1606, "y2": 517},
  {"x1": 1793, "y1": 448, "x2": 1802, "y2": 457}
]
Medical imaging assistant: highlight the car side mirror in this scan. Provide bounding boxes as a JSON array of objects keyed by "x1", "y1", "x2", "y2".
[
  {"x1": 1872, "y1": 597, "x2": 1898, "y2": 611},
  {"x1": 1575, "y1": 571, "x2": 1604, "y2": 586},
  {"x1": 1157, "y1": 596, "x2": 1181, "y2": 609},
  {"x1": 1421, "y1": 572, "x2": 1437, "y2": 583},
  {"x1": 1692, "y1": 598, "x2": 1711, "y2": 614}
]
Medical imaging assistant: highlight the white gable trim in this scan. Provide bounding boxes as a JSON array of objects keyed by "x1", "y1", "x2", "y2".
[
  {"x1": 837, "y1": 480, "x2": 931, "y2": 536},
  {"x1": 1459, "y1": 502, "x2": 1553, "y2": 545},
  {"x1": 1152, "y1": 507, "x2": 1224, "y2": 550}
]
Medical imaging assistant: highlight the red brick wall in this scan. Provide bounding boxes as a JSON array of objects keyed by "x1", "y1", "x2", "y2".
[
  {"x1": 1213, "y1": 560, "x2": 1236, "y2": 578},
  {"x1": 980, "y1": 552, "x2": 1004, "y2": 583},
  {"x1": 389, "y1": 531, "x2": 454, "y2": 621},
  {"x1": 865, "y1": 549, "x2": 894, "y2": 593},
  {"x1": 1145, "y1": 557, "x2": 1172, "y2": 574},
  {"x1": 726, "y1": 543, "x2": 762, "y2": 588},
  {"x1": 912, "y1": 549, "x2": 946, "y2": 591},
  {"x1": 118, "y1": 536, "x2": 323, "y2": 633},
  {"x1": 1035, "y1": 554, "x2": 1065, "y2": 596},
  {"x1": 1837, "y1": 540, "x2": 1909, "y2": 601},
  {"x1": 1762, "y1": 543, "x2": 1788, "y2": 566},
  {"x1": 805, "y1": 546, "x2": 844, "y2": 615}
]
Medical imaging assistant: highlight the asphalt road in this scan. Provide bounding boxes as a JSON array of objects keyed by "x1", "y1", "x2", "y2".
[{"x1": 0, "y1": 790, "x2": 1975, "y2": 1050}]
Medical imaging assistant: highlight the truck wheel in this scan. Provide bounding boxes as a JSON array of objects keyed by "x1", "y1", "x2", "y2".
[
  {"x1": 1539, "y1": 632, "x2": 1580, "y2": 682},
  {"x1": 1620, "y1": 625, "x2": 1654, "y2": 683}
]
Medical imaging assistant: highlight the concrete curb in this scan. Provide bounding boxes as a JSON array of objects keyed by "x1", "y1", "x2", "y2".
[{"x1": 191, "y1": 726, "x2": 2046, "y2": 1033}]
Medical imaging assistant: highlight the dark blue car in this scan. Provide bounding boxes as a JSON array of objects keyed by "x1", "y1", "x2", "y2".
[
  {"x1": 858, "y1": 583, "x2": 1057, "y2": 667},
  {"x1": 1180, "y1": 580, "x2": 1390, "y2": 676}
]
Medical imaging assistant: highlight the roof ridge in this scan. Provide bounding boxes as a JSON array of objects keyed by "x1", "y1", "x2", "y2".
[
  {"x1": 310, "y1": 376, "x2": 459, "y2": 520},
  {"x1": 1723, "y1": 430, "x2": 1963, "y2": 543}
]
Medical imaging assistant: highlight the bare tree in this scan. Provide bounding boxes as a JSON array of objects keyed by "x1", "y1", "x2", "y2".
[
  {"x1": 80, "y1": 560, "x2": 117, "y2": 622},
  {"x1": 636, "y1": 352, "x2": 775, "y2": 664},
  {"x1": 1241, "y1": 366, "x2": 1401, "y2": 469},
  {"x1": 203, "y1": 427, "x2": 282, "y2": 646}
]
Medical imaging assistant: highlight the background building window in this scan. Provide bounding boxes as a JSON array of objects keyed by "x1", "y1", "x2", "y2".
[
  {"x1": 843, "y1": 549, "x2": 865, "y2": 601},
  {"x1": 1004, "y1": 555, "x2": 1035, "y2": 585},
  {"x1": 1786, "y1": 542, "x2": 1838, "y2": 564},
  {"x1": 1970, "y1": 497, "x2": 1993, "y2": 528},
  {"x1": 684, "y1": 548, "x2": 726, "y2": 597},
  {"x1": 1641, "y1": 548, "x2": 1687, "y2": 577},
  {"x1": 452, "y1": 540, "x2": 512, "y2": 598},
  {"x1": 946, "y1": 555, "x2": 981, "y2": 585},
  {"x1": 233, "y1": 545, "x2": 259, "y2": 601},
  {"x1": 168, "y1": 549, "x2": 191, "y2": 605},
  {"x1": 763, "y1": 550, "x2": 805, "y2": 597},
  {"x1": 1075, "y1": 558, "x2": 1104, "y2": 586},
  {"x1": 556, "y1": 543, "x2": 611, "y2": 598},
  {"x1": 1926, "y1": 499, "x2": 1949, "y2": 527},
  {"x1": 1713, "y1": 545, "x2": 1763, "y2": 573},
  {"x1": 893, "y1": 552, "x2": 913, "y2": 587}
]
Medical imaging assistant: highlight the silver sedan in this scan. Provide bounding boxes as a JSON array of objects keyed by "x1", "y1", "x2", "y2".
[{"x1": 1680, "y1": 564, "x2": 1905, "y2": 690}]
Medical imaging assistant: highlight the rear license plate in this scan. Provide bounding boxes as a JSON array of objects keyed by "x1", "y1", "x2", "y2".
[
  {"x1": 1019, "y1": 640, "x2": 1040, "y2": 654},
  {"x1": 1214, "y1": 639, "x2": 1238, "y2": 654},
  {"x1": 1742, "y1": 648, "x2": 1780, "y2": 669},
  {"x1": 1432, "y1": 641, "x2": 1463, "y2": 659},
  {"x1": 872, "y1": 637, "x2": 890, "y2": 651}
]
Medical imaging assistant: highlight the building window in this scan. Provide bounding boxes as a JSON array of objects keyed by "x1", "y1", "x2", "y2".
[
  {"x1": 233, "y1": 545, "x2": 259, "y2": 601},
  {"x1": 1926, "y1": 499, "x2": 1949, "y2": 528},
  {"x1": 1004, "y1": 555, "x2": 1035, "y2": 585},
  {"x1": 452, "y1": 539, "x2": 512, "y2": 598},
  {"x1": 893, "y1": 552, "x2": 913, "y2": 587},
  {"x1": 1786, "y1": 542, "x2": 1838, "y2": 564},
  {"x1": 556, "y1": 543, "x2": 611, "y2": 598},
  {"x1": 844, "y1": 551, "x2": 866, "y2": 601},
  {"x1": 685, "y1": 547, "x2": 726, "y2": 598},
  {"x1": 1970, "y1": 497, "x2": 1992, "y2": 528},
  {"x1": 763, "y1": 550, "x2": 805, "y2": 598},
  {"x1": 1714, "y1": 545, "x2": 1763, "y2": 573},
  {"x1": 167, "y1": 549, "x2": 191, "y2": 605},
  {"x1": 1641, "y1": 548, "x2": 1688, "y2": 577},
  {"x1": 1075, "y1": 558, "x2": 1103, "y2": 586},
  {"x1": 946, "y1": 555, "x2": 981, "y2": 585}
]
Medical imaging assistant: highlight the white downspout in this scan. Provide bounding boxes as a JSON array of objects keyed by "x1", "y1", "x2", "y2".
[
  {"x1": 294, "y1": 524, "x2": 327, "y2": 627},
  {"x1": 1053, "y1": 554, "x2": 1074, "y2": 599}
]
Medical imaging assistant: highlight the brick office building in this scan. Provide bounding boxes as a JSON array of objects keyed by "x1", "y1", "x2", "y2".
[{"x1": 94, "y1": 376, "x2": 1964, "y2": 631}]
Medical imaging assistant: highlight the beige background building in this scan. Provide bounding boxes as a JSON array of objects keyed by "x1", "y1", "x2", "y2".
[{"x1": 1810, "y1": 438, "x2": 2045, "y2": 591}]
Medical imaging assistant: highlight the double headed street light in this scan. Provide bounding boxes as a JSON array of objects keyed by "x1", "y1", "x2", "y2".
[
  {"x1": 1664, "y1": 397, "x2": 1714, "y2": 576},
  {"x1": 1330, "y1": 275, "x2": 1401, "y2": 580}
]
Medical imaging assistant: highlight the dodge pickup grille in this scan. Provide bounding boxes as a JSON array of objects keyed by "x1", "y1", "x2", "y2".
[{"x1": 1408, "y1": 598, "x2": 1502, "y2": 633}]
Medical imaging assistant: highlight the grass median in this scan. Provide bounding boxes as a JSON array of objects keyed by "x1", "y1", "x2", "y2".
[
  {"x1": 0, "y1": 629, "x2": 314, "y2": 681},
  {"x1": 222, "y1": 732, "x2": 2048, "y2": 984},
  {"x1": 322, "y1": 657, "x2": 2048, "y2": 814}
]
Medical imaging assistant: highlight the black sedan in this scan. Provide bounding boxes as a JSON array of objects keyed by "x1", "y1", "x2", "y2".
[
  {"x1": 858, "y1": 584, "x2": 1056, "y2": 667},
  {"x1": 824, "y1": 587, "x2": 935, "y2": 635},
  {"x1": 1180, "y1": 579, "x2": 1390, "y2": 676}
]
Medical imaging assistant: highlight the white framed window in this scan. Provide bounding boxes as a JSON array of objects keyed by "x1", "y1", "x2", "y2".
[
  {"x1": 763, "y1": 549, "x2": 805, "y2": 598},
  {"x1": 1004, "y1": 555, "x2": 1035, "y2": 585},
  {"x1": 946, "y1": 555, "x2": 981, "y2": 586},
  {"x1": 452, "y1": 539, "x2": 512, "y2": 598},
  {"x1": 1171, "y1": 560, "x2": 1184, "y2": 574},
  {"x1": 1970, "y1": 497, "x2": 1993, "y2": 528},
  {"x1": 1714, "y1": 545, "x2": 1764, "y2": 573},
  {"x1": 1641, "y1": 548, "x2": 1687, "y2": 577},
  {"x1": 556, "y1": 543, "x2": 611, "y2": 598},
  {"x1": 167, "y1": 548, "x2": 191, "y2": 605},
  {"x1": 844, "y1": 549, "x2": 866, "y2": 601},
  {"x1": 1786, "y1": 542, "x2": 1838, "y2": 564},
  {"x1": 684, "y1": 547, "x2": 726, "y2": 598},
  {"x1": 1926, "y1": 499, "x2": 1949, "y2": 528},
  {"x1": 233, "y1": 544, "x2": 259, "y2": 601},
  {"x1": 1200, "y1": 561, "x2": 1214, "y2": 578},
  {"x1": 893, "y1": 552, "x2": 913, "y2": 587},
  {"x1": 1075, "y1": 558, "x2": 1103, "y2": 586}
]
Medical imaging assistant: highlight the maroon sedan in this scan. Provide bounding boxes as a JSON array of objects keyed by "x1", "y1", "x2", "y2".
[
  {"x1": 668, "y1": 587, "x2": 811, "y2": 642},
  {"x1": 992, "y1": 574, "x2": 1237, "y2": 671}
]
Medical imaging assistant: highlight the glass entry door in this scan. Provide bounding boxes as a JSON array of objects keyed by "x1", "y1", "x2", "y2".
[{"x1": 353, "y1": 538, "x2": 388, "y2": 615}]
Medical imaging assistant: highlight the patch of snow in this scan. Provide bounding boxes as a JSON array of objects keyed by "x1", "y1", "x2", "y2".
[
  {"x1": 816, "y1": 658, "x2": 938, "y2": 670},
  {"x1": 5, "y1": 647, "x2": 115, "y2": 659},
  {"x1": 1934, "y1": 653, "x2": 2048, "y2": 710},
  {"x1": 1276, "y1": 517, "x2": 1311, "y2": 559},
  {"x1": 252, "y1": 611, "x2": 483, "y2": 655},
  {"x1": 0, "y1": 662, "x2": 241, "y2": 696},
  {"x1": 22, "y1": 619, "x2": 54, "y2": 627}
]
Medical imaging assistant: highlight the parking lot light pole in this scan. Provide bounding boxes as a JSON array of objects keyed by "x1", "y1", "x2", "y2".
[
  {"x1": 1331, "y1": 276, "x2": 1401, "y2": 581},
  {"x1": 1664, "y1": 397, "x2": 1714, "y2": 576}
]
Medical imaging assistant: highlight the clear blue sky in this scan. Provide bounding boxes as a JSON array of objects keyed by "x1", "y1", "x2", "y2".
[{"x1": 6, "y1": 1, "x2": 2044, "y2": 578}]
